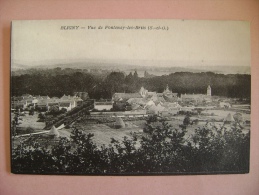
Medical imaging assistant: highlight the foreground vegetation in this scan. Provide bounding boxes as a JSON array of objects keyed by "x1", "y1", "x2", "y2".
[{"x1": 12, "y1": 118, "x2": 249, "y2": 175}]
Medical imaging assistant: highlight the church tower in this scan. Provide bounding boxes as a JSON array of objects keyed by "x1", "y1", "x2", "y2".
[
  {"x1": 207, "y1": 85, "x2": 211, "y2": 96},
  {"x1": 139, "y1": 86, "x2": 147, "y2": 97}
]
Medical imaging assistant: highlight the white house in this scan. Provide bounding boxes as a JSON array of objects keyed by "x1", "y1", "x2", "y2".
[
  {"x1": 59, "y1": 102, "x2": 72, "y2": 111},
  {"x1": 94, "y1": 100, "x2": 113, "y2": 111}
]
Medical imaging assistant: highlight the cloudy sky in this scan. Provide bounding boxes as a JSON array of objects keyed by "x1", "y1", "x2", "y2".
[{"x1": 11, "y1": 19, "x2": 250, "y2": 67}]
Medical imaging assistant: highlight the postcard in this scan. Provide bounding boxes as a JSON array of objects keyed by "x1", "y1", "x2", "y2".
[{"x1": 11, "y1": 19, "x2": 250, "y2": 175}]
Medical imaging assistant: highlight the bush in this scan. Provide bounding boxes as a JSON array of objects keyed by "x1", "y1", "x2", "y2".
[
  {"x1": 12, "y1": 119, "x2": 250, "y2": 174},
  {"x1": 183, "y1": 115, "x2": 191, "y2": 126},
  {"x1": 24, "y1": 127, "x2": 35, "y2": 134}
]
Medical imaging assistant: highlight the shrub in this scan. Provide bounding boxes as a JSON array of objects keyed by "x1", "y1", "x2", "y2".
[
  {"x1": 12, "y1": 119, "x2": 250, "y2": 174},
  {"x1": 24, "y1": 127, "x2": 35, "y2": 134}
]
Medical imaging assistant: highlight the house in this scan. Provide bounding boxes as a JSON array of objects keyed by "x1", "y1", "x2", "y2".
[
  {"x1": 219, "y1": 102, "x2": 231, "y2": 108},
  {"x1": 60, "y1": 94, "x2": 83, "y2": 107},
  {"x1": 12, "y1": 101, "x2": 27, "y2": 109},
  {"x1": 24, "y1": 98, "x2": 38, "y2": 107},
  {"x1": 12, "y1": 96, "x2": 24, "y2": 101},
  {"x1": 145, "y1": 100, "x2": 156, "y2": 107},
  {"x1": 139, "y1": 86, "x2": 149, "y2": 97},
  {"x1": 36, "y1": 95, "x2": 50, "y2": 100},
  {"x1": 94, "y1": 100, "x2": 113, "y2": 111},
  {"x1": 59, "y1": 102, "x2": 72, "y2": 111},
  {"x1": 127, "y1": 98, "x2": 147, "y2": 106},
  {"x1": 181, "y1": 85, "x2": 212, "y2": 104},
  {"x1": 74, "y1": 92, "x2": 89, "y2": 100},
  {"x1": 181, "y1": 94, "x2": 205, "y2": 103},
  {"x1": 146, "y1": 104, "x2": 165, "y2": 115},
  {"x1": 163, "y1": 95, "x2": 178, "y2": 103},
  {"x1": 60, "y1": 94, "x2": 71, "y2": 100},
  {"x1": 112, "y1": 93, "x2": 142, "y2": 111},
  {"x1": 47, "y1": 102, "x2": 59, "y2": 110},
  {"x1": 50, "y1": 97, "x2": 59, "y2": 100},
  {"x1": 36, "y1": 100, "x2": 48, "y2": 111},
  {"x1": 73, "y1": 97, "x2": 83, "y2": 106},
  {"x1": 163, "y1": 84, "x2": 178, "y2": 100},
  {"x1": 140, "y1": 85, "x2": 178, "y2": 102},
  {"x1": 22, "y1": 94, "x2": 33, "y2": 99},
  {"x1": 112, "y1": 93, "x2": 142, "y2": 102},
  {"x1": 131, "y1": 103, "x2": 141, "y2": 110}
]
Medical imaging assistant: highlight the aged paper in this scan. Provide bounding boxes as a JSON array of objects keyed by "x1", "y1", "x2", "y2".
[{"x1": 11, "y1": 19, "x2": 250, "y2": 175}]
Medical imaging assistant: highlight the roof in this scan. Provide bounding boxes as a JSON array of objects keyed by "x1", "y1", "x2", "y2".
[
  {"x1": 157, "y1": 93, "x2": 164, "y2": 97},
  {"x1": 181, "y1": 94, "x2": 205, "y2": 99},
  {"x1": 36, "y1": 95, "x2": 50, "y2": 100},
  {"x1": 95, "y1": 102, "x2": 113, "y2": 105},
  {"x1": 12, "y1": 97, "x2": 24, "y2": 101},
  {"x1": 95, "y1": 99, "x2": 112, "y2": 102},
  {"x1": 113, "y1": 93, "x2": 142, "y2": 101},
  {"x1": 19, "y1": 100, "x2": 28, "y2": 104},
  {"x1": 48, "y1": 102, "x2": 59, "y2": 106},
  {"x1": 22, "y1": 94, "x2": 33, "y2": 98},
  {"x1": 73, "y1": 97, "x2": 83, "y2": 101},
  {"x1": 165, "y1": 102, "x2": 181, "y2": 107},
  {"x1": 156, "y1": 104, "x2": 166, "y2": 112},
  {"x1": 131, "y1": 104, "x2": 141, "y2": 110},
  {"x1": 127, "y1": 98, "x2": 147, "y2": 105},
  {"x1": 23, "y1": 97, "x2": 35, "y2": 101},
  {"x1": 147, "y1": 92, "x2": 156, "y2": 95},
  {"x1": 146, "y1": 100, "x2": 155, "y2": 106},
  {"x1": 157, "y1": 96, "x2": 166, "y2": 102},
  {"x1": 60, "y1": 95, "x2": 71, "y2": 100},
  {"x1": 163, "y1": 95, "x2": 177, "y2": 102},
  {"x1": 74, "y1": 92, "x2": 89, "y2": 96},
  {"x1": 47, "y1": 99, "x2": 59, "y2": 103},
  {"x1": 59, "y1": 102, "x2": 71, "y2": 107},
  {"x1": 37, "y1": 100, "x2": 48, "y2": 106},
  {"x1": 51, "y1": 97, "x2": 59, "y2": 100},
  {"x1": 13, "y1": 102, "x2": 25, "y2": 106}
]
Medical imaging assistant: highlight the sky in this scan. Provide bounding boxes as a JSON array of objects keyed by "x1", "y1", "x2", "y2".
[{"x1": 11, "y1": 19, "x2": 251, "y2": 67}]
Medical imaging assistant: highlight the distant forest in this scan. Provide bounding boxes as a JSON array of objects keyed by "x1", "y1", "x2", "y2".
[{"x1": 11, "y1": 68, "x2": 251, "y2": 99}]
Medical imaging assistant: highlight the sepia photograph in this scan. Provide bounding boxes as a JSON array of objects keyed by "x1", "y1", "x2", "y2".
[{"x1": 10, "y1": 19, "x2": 251, "y2": 175}]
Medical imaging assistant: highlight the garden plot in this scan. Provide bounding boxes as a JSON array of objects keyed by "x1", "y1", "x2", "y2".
[
  {"x1": 72, "y1": 123, "x2": 142, "y2": 147},
  {"x1": 202, "y1": 109, "x2": 250, "y2": 121},
  {"x1": 15, "y1": 114, "x2": 45, "y2": 131}
]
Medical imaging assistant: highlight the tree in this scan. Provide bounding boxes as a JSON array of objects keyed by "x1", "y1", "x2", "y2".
[
  {"x1": 105, "y1": 72, "x2": 125, "y2": 96},
  {"x1": 11, "y1": 117, "x2": 250, "y2": 174},
  {"x1": 49, "y1": 105, "x2": 60, "y2": 115},
  {"x1": 233, "y1": 112, "x2": 243, "y2": 124},
  {"x1": 29, "y1": 108, "x2": 35, "y2": 115},
  {"x1": 125, "y1": 72, "x2": 134, "y2": 83},
  {"x1": 133, "y1": 70, "x2": 138, "y2": 79},
  {"x1": 183, "y1": 115, "x2": 191, "y2": 126}
]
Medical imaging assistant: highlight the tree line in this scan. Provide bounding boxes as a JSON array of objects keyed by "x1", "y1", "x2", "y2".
[{"x1": 11, "y1": 69, "x2": 251, "y2": 99}]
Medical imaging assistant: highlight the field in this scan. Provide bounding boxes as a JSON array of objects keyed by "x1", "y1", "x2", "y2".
[
  {"x1": 11, "y1": 113, "x2": 45, "y2": 133},
  {"x1": 71, "y1": 121, "x2": 144, "y2": 147},
  {"x1": 12, "y1": 107, "x2": 251, "y2": 148}
]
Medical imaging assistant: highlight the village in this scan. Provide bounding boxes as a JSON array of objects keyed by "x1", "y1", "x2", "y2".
[
  {"x1": 9, "y1": 19, "x2": 252, "y2": 176},
  {"x1": 11, "y1": 84, "x2": 250, "y2": 148}
]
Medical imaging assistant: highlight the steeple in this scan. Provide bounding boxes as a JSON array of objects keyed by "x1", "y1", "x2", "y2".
[
  {"x1": 139, "y1": 86, "x2": 147, "y2": 97},
  {"x1": 207, "y1": 85, "x2": 211, "y2": 96},
  {"x1": 165, "y1": 84, "x2": 170, "y2": 92}
]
